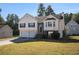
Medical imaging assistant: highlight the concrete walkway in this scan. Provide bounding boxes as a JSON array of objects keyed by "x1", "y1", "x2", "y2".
[{"x1": 0, "y1": 37, "x2": 18, "y2": 45}]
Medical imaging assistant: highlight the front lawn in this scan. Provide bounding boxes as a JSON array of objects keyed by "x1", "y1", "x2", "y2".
[
  {"x1": 0, "y1": 36, "x2": 79, "y2": 55},
  {"x1": 68, "y1": 36, "x2": 79, "y2": 40}
]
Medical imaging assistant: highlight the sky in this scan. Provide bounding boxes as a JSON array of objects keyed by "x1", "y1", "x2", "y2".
[{"x1": 0, "y1": 3, "x2": 79, "y2": 20}]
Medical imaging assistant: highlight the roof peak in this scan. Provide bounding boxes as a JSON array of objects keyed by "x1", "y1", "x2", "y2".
[{"x1": 20, "y1": 13, "x2": 34, "y2": 20}]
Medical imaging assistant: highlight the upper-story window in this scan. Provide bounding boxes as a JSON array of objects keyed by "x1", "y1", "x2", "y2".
[
  {"x1": 46, "y1": 21, "x2": 56, "y2": 27},
  {"x1": 20, "y1": 23, "x2": 26, "y2": 28},
  {"x1": 48, "y1": 22, "x2": 52, "y2": 27},
  {"x1": 46, "y1": 22, "x2": 48, "y2": 27},
  {"x1": 28, "y1": 23, "x2": 35, "y2": 27},
  {"x1": 53, "y1": 22, "x2": 55, "y2": 27}
]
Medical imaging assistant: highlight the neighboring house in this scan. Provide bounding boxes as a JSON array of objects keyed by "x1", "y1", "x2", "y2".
[
  {"x1": 65, "y1": 19, "x2": 79, "y2": 35},
  {"x1": 0, "y1": 25, "x2": 13, "y2": 38},
  {"x1": 18, "y1": 13, "x2": 65, "y2": 38}
]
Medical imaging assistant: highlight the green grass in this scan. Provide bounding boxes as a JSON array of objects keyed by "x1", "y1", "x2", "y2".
[
  {"x1": 68, "y1": 36, "x2": 79, "y2": 40},
  {"x1": 0, "y1": 36, "x2": 79, "y2": 55}
]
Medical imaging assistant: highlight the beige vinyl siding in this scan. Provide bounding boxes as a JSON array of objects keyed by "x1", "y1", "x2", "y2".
[
  {"x1": 58, "y1": 20, "x2": 65, "y2": 31},
  {"x1": 19, "y1": 14, "x2": 37, "y2": 38}
]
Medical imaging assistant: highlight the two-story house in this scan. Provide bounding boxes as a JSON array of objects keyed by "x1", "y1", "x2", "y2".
[{"x1": 18, "y1": 12, "x2": 65, "y2": 39}]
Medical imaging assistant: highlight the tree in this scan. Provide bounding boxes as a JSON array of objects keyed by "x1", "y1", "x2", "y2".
[
  {"x1": 6, "y1": 14, "x2": 19, "y2": 36},
  {"x1": 37, "y1": 3, "x2": 45, "y2": 16},
  {"x1": 13, "y1": 14, "x2": 19, "y2": 24},
  {"x1": 45, "y1": 5, "x2": 55, "y2": 16},
  {"x1": 64, "y1": 13, "x2": 73, "y2": 24},
  {"x1": 74, "y1": 13, "x2": 79, "y2": 24},
  {"x1": 13, "y1": 14, "x2": 19, "y2": 36},
  {"x1": 64, "y1": 13, "x2": 69, "y2": 24},
  {"x1": 0, "y1": 8, "x2": 5, "y2": 25},
  {"x1": 0, "y1": 14, "x2": 5, "y2": 25},
  {"x1": 6, "y1": 14, "x2": 14, "y2": 28},
  {"x1": 69, "y1": 13, "x2": 73, "y2": 20},
  {"x1": 6, "y1": 14, "x2": 19, "y2": 28},
  {"x1": 0, "y1": 8, "x2": 2, "y2": 13}
]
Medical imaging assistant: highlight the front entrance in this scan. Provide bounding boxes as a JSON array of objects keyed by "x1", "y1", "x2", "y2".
[
  {"x1": 38, "y1": 23, "x2": 44, "y2": 33},
  {"x1": 37, "y1": 23, "x2": 48, "y2": 39}
]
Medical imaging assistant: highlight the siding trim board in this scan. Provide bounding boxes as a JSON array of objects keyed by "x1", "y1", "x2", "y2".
[{"x1": 20, "y1": 29, "x2": 37, "y2": 32}]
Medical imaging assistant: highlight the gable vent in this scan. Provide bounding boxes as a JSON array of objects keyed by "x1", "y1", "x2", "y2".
[{"x1": 46, "y1": 18, "x2": 56, "y2": 20}]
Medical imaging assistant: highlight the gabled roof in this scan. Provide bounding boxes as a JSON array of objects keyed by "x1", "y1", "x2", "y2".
[
  {"x1": 35, "y1": 14, "x2": 61, "y2": 19},
  {"x1": 44, "y1": 14, "x2": 59, "y2": 20},
  {"x1": 35, "y1": 14, "x2": 61, "y2": 22},
  {"x1": 66, "y1": 20, "x2": 79, "y2": 26},
  {"x1": 20, "y1": 13, "x2": 34, "y2": 20},
  {"x1": 35, "y1": 16, "x2": 46, "y2": 22},
  {"x1": 19, "y1": 13, "x2": 36, "y2": 23},
  {"x1": 19, "y1": 13, "x2": 64, "y2": 23},
  {"x1": 66, "y1": 14, "x2": 79, "y2": 25},
  {"x1": 0, "y1": 25, "x2": 13, "y2": 31}
]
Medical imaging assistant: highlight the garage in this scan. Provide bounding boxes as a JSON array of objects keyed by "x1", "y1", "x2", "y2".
[{"x1": 20, "y1": 31, "x2": 37, "y2": 38}]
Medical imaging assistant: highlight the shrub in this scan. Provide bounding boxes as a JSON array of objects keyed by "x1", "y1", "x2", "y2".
[
  {"x1": 42, "y1": 34, "x2": 48, "y2": 39},
  {"x1": 51, "y1": 31, "x2": 60, "y2": 39},
  {"x1": 35, "y1": 33, "x2": 48, "y2": 39}
]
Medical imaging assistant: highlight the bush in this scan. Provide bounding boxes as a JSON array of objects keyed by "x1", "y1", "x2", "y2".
[
  {"x1": 13, "y1": 29, "x2": 19, "y2": 36},
  {"x1": 42, "y1": 34, "x2": 48, "y2": 39},
  {"x1": 51, "y1": 31, "x2": 60, "y2": 39},
  {"x1": 35, "y1": 33, "x2": 48, "y2": 39}
]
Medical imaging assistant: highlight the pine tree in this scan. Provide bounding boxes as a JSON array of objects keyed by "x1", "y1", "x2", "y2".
[
  {"x1": 45, "y1": 5, "x2": 55, "y2": 16},
  {"x1": 74, "y1": 13, "x2": 79, "y2": 24},
  {"x1": 0, "y1": 8, "x2": 2, "y2": 13},
  {"x1": 0, "y1": 14, "x2": 5, "y2": 25},
  {"x1": 0, "y1": 8, "x2": 5, "y2": 25},
  {"x1": 6, "y1": 14, "x2": 19, "y2": 36},
  {"x1": 64, "y1": 13, "x2": 73, "y2": 24},
  {"x1": 37, "y1": 3, "x2": 45, "y2": 16}
]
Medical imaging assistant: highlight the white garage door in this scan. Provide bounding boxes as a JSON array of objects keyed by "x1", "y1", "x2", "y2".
[{"x1": 20, "y1": 31, "x2": 37, "y2": 38}]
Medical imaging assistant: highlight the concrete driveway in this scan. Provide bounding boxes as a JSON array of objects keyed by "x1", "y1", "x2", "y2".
[{"x1": 0, "y1": 37, "x2": 18, "y2": 45}]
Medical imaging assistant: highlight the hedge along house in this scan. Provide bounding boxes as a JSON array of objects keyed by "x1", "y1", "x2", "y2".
[{"x1": 18, "y1": 12, "x2": 65, "y2": 39}]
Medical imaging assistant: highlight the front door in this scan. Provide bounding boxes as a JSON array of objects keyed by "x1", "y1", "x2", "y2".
[{"x1": 38, "y1": 23, "x2": 44, "y2": 33}]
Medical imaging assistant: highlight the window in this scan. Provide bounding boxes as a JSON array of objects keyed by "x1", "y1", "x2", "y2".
[
  {"x1": 20, "y1": 23, "x2": 26, "y2": 28},
  {"x1": 45, "y1": 22, "x2": 48, "y2": 27},
  {"x1": 28, "y1": 23, "x2": 35, "y2": 27},
  {"x1": 53, "y1": 22, "x2": 55, "y2": 27},
  {"x1": 46, "y1": 22, "x2": 52, "y2": 27},
  {"x1": 48, "y1": 22, "x2": 52, "y2": 27}
]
